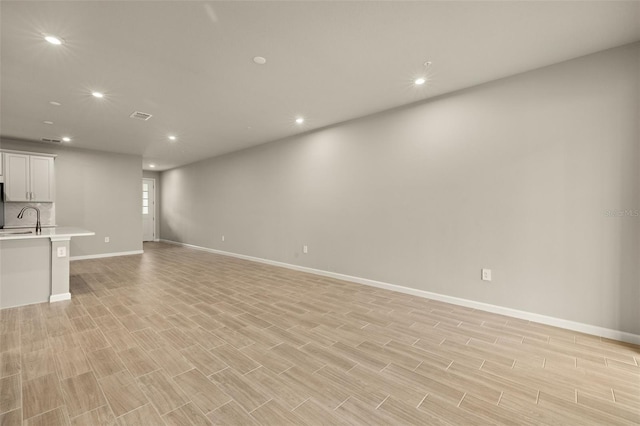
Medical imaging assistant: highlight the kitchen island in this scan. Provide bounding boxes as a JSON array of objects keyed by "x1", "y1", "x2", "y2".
[{"x1": 0, "y1": 227, "x2": 94, "y2": 309}]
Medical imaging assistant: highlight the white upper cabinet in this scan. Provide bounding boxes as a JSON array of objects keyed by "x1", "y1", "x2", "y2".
[
  {"x1": 4, "y1": 153, "x2": 55, "y2": 202},
  {"x1": 29, "y1": 156, "x2": 55, "y2": 202},
  {"x1": 5, "y1": 153, "x2": 29, "y2": 201}
]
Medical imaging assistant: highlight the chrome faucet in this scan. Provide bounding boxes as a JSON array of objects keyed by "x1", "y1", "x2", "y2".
[{"x1": 17, "y1": 206, "x2": 42, "y2": 234}]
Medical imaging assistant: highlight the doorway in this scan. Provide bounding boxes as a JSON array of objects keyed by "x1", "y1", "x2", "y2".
[{"x1": 142, "y1": 178, "x2": 155, "y2": 241}]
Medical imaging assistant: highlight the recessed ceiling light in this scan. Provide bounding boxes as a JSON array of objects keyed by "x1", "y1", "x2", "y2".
[
  {"x1": 43, "y1": 121, "x2": 53, "y2": 125},
  {"x1": 62, "y1": 137, "x2": 71, "y2": 142},
  {"x1": 295, "y1": 117, "x2": 304, "y2": 124},
  {"x1": 149, "y1": 164, "x2": 156, "y2": 168},
  {"x1": 92, "y1": 91, "x2": 104, "y2": 98},
  {"x1": 414, "y1": 77, "x2": 426, "y2": 85},
  {"x1": 253, "y1": 56, "x2": 267, "y2": 65},
  {"x1": 49, "y1": 101, "x2": 62, "y2": 106},
  {"x1": 168, "y1": 135, "x2": 177, "y2": 141},
  {"x1": 44, "y1": 35, "x2": 64, "y2": 45}
]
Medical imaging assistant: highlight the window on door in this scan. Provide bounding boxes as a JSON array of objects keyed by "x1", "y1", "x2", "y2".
[
  {"x1": 142, "y1": 182, "x2": 149, "y2": 215},
  {"x1": 142, "y1": 179, "x2": 155, "y2": 242}
]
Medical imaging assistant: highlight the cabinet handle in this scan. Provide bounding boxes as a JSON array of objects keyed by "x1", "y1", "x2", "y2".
[{"x1": 31, "y1": 192, "x2": 35, "y2": 200}]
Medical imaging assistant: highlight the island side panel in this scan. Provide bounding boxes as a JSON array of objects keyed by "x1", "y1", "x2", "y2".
[
  {"x1": 0, "y1": 238, "x2": 51, "y2": 308},
  {"x1": 50, "y1": 238, "x2": 71, "y2": 302}
]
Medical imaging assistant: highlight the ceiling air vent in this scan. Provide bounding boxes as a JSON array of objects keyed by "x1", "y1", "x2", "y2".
[
  {"x1": 41, "y1": 137, "x2": 62, "y2": 144},
  {"x1": 130, "y1": 111, "x2": 153, "y2": 121}
]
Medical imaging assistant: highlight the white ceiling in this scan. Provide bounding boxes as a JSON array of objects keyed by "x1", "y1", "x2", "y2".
[{"x1": 1, "y1": 1, "x2": 639, "y2": 171}]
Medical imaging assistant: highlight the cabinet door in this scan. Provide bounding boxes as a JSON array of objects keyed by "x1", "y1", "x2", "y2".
[
  {"x1": 4, "y1": 153, "x2": 30, "y2": 201},
  {"x1": 30, "y1": 156, "x2": 55, "y2": 202}
]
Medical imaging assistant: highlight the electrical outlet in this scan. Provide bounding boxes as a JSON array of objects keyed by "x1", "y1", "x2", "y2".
[
  {"x1": 56, "y1": 246, "x2": 67, "y2": 258},
  {"x1": 104, "y1": 237, "x2": 110, "y2": 243},
  {"x1": 303, "y1": 245, "x2": 308, "y2": 254},
  {"x1": 481, "y1": 269, "x2": 492, "y2": 281},
  {"x1": 221, "y1": 235, "x2": 225, "y2": 242}
]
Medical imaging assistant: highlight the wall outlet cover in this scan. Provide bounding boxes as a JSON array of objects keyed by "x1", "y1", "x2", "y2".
[
  {"x1": 57, "y1": 246, "x2": 67, "y2": 258},
  {"x1": 481, "y1": 268, "x2": 492, "y2": 281},
  {"x1": 104, "y1": 237, "x2": 110, "y2": 243}
]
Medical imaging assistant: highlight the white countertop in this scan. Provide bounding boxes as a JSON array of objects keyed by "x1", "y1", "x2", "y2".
[{"x1": 0, "y1": 227, "x2": 95, "y2": 241}]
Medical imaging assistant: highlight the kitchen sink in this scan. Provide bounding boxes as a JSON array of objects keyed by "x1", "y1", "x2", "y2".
[{"x1": 0, "y1": 230, "x2": 33, "y2": 235}]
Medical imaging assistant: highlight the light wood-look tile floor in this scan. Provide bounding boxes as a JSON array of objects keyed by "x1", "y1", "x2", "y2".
[{"x1": 1, "y1": 242, "x2": 639, "y2": 425}]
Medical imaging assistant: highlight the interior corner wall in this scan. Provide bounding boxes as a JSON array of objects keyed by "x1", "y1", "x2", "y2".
[
  {"x1": 0, "y1": 139, "x2": 143, "y2": 256},
  {"x1": 160, "y1": 43, "x2": 640, "y2": 335},
  {"x1": 143, "y1": 170, "x2": 161, "y2": 240}
]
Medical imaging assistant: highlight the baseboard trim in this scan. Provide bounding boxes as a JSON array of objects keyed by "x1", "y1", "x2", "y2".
[
  {"x1": 70, "y1": 250, "x2": 144, "y2": 261},
  {"x1": 160, "y1": 239, "x2": 640, "y2": 345},
  {"x1": 50, "y1": 293, "x2": 71, "y2": 303}
]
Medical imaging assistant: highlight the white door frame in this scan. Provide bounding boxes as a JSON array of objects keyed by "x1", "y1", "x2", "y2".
[{"x1": 142, "y1": 178, "x2": 156, "y2": 242}]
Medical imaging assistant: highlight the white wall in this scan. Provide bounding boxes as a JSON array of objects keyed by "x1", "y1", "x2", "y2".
[
  {"x1": 161, "y1": 43, "x2": 640, "y2": 335},
  {"x1": 0, "y1": 139, "x2": 143, "y2": 257}
]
